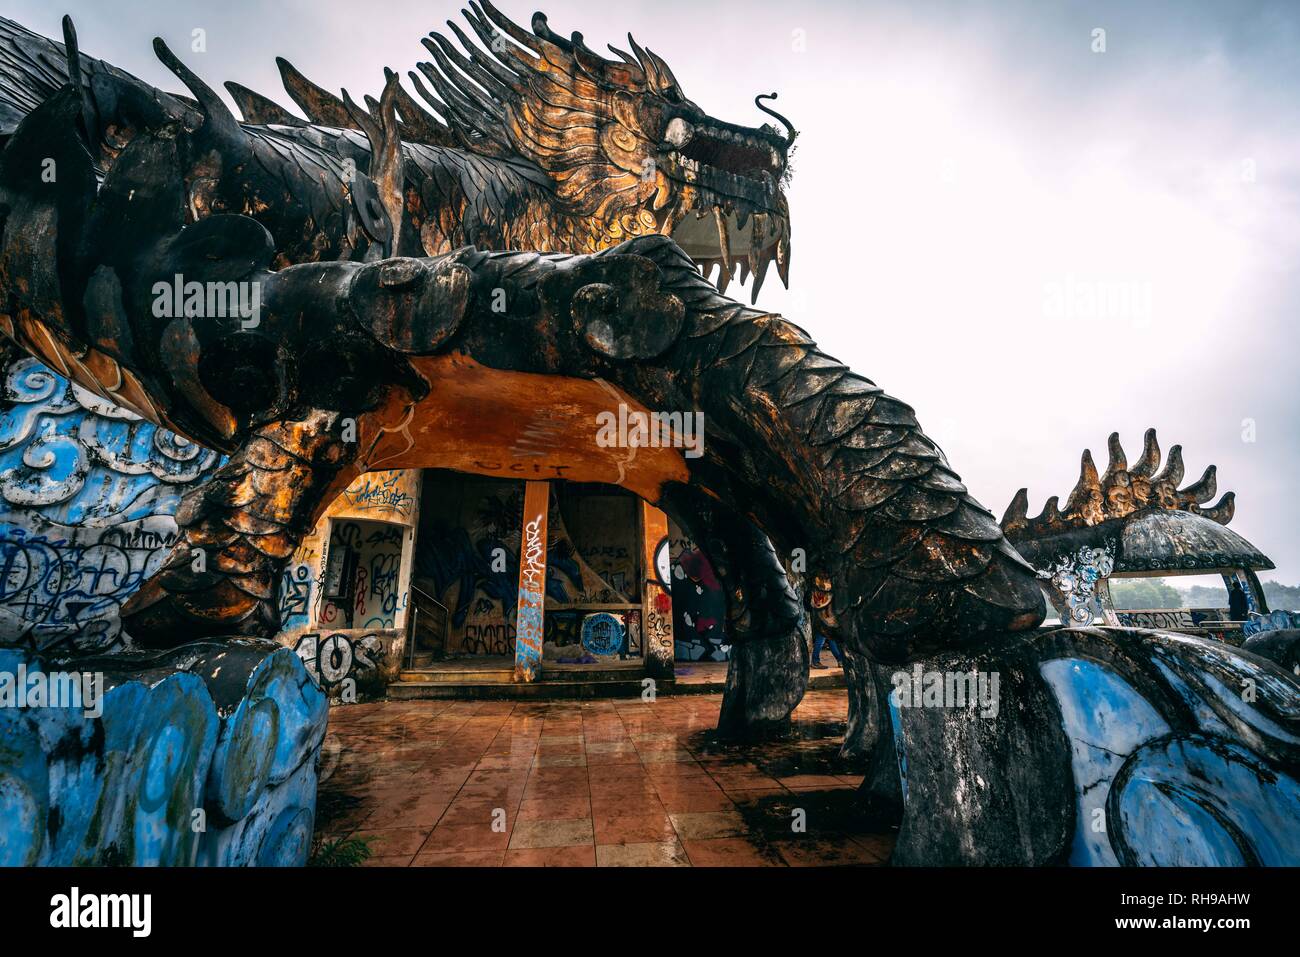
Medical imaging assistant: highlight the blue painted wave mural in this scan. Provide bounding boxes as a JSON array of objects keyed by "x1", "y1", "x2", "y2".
[{"x1": 0, "y1": 357, "x2": 222, "y2": 653}]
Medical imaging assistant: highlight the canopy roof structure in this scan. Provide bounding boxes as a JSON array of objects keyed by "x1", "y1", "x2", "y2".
[
  {"x1": 1113, "y1": 507, "x2": 1272, "y2": 576},
  {"x1": 1002, "y1": 427, "x2": 1274, "y2": 577}
]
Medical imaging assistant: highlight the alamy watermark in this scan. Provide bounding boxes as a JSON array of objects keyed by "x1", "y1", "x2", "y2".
[
  {"x1": 890, "y1": 666, "x2": 1000, "y2": 719},
  {"x1": 595, "y1": 403, "x2": 704, "y2": 459},
  {"x1": 152, "y1": 274, "x2": 261, "y2": 329},
  {"x1": 50, "y1": 887, "x2": 150, "y2": 937},
  {"x1": 0, "y1": 664, "x2": 103, "y2": 718},
  {"x1": 1042, "y1": 276, "x2": 1152, "y2": 328}
]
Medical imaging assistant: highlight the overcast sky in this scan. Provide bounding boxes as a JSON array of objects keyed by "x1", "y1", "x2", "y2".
[{"x1": 11, "y1": 0, "x2": 1300, "y2": 582}]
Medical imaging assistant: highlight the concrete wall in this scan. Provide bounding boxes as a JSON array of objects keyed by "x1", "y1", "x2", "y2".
[
  {"x1": 271, "y1": 469, "x2": 420, "y2": 702},
  {"x1": 0, "y1": 642, "x2": 327, "y2": 866},
  {"x1": 0, "y1": 351, "x2": 418, "y2": 704},
  {"x1": 0, "y1": 353, "x2": 726, "y2": 679}
]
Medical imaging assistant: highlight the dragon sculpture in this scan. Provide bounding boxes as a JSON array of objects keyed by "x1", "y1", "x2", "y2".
[
  {"x1": 1002, "y1": 428, "x2": 1272, "y2": 624},
  {"x1": 1, "y1": 6, "x2": 1297, "y2": 866}
]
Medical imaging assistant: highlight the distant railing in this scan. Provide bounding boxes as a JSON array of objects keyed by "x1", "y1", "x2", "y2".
[
  {"x1": 405, "y1": 584, "x2": 449, "y2": 669},
  {"x1": 1112, "y1": 607, "x2": 1246, "y2": 644}
]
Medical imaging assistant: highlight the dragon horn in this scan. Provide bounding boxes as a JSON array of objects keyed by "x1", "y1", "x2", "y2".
[
  {"x1": 383, "y1": 68, "x2": 451, "y2": 146},
  {"x1": 1000, "y1": 488, "x2": 1030, "y2": 532},
  {"x1": 1031, "y1": 495, "x2": 1062, "y2": 528},
  {"x1": 1200, "y1": 491, "x2": 1235, "y2": 525},
  {"x1": 224, "y1": 81, "x2": 304, "y2": 126},
  {"x1": 1101, "y1": 431, "x2": 1127, "y2": 481},
  {"x1": 1153, "y1": 444, "x2": 1184, "y2": 487},
  {"x1": 1178, "y1": 465, "x2": 1218, "y2": 506},
  {"x1": 153, "y1": 37, "x2": 241, "y2": 142},
  {"x1": 1130, "y1": 427, "x2": 1160, "y2": 478},
  {"x1": 755, "y1": 92, "x2": 797, "y2": 146},
  {"x1": 626, "y1": 34, "x2": 661, "y2": 88},
  {"x1": 476, "y1": 0, "x2": 544, "y2": 55},
  {"x1": 1061, "y1": 449, "x2": 1100, "y2": 518},
  {"x1": 60, "y1": 16, "x2": 100, "y2": 143},
  {"x1": 341, "y1": 89, "x2": 380, "y2": 152}
]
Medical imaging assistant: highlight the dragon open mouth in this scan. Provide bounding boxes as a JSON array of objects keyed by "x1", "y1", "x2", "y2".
[{"x1": 660, "y1": 117, "x2": 792, "y2": 302}]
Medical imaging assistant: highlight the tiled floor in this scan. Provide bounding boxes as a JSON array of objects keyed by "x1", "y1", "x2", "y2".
[{"x1": 317, "y1": 689, "x2": 895, "y2": 866}]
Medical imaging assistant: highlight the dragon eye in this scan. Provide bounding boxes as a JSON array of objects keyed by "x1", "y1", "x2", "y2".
[{"x1": 662, "y1": 85, "x2": 682, "y2": 105}]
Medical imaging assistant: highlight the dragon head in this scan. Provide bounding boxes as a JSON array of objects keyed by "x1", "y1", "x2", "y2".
[{"x1": 417, "y1": 2, "x2": 795, "y2": 300}]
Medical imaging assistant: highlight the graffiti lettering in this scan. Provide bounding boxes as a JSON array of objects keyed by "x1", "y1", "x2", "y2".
[
  {"x1": 342, "y1": 472, "x2": 413, "y2": 516},
  {"x1": 292, "y1": 630, "x2": 387, "y2": 695}
]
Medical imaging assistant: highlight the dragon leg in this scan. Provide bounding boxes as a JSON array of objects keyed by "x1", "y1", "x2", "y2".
[
  {"x1": 660, "y1": 488, "x2": 809, "y2": 738},
  {"x1": 839, "y1": 645, "x2": 904, "y2": 826}
]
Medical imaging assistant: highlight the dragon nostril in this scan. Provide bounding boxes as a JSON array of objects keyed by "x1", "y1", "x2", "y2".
[
  {"x1": 377, "y1": 258, "x2": 423, "y2": 289},
  {"x1": 663, "y1": 117, "x2": 694, "y2": 149}
]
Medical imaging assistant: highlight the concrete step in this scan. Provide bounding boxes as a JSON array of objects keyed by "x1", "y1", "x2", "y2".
[
  {"x1": 398, "y1": 663, "x2": 645, "y2": 685},
  {"x1": 398, "y1": 668, "x2": 514, "y2": 684},
  {"x1": 671, "y1": 669, "x2": 846, "y2": 695},
  {"x1": 534, "y1": 665, "x2": 645, "y2": 683},
  {"x1": 389, "y1": 677, "x2": 661, "y2": 700}
]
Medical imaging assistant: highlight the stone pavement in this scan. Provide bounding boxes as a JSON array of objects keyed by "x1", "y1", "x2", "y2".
[{"x1": 316, "y1": 689, "x2": 895, "y2": 866}]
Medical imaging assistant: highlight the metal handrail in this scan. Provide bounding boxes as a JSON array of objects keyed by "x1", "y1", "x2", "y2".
[
  {"x1": 405, "y1": 584, "x2": 449, "y2": 669},
  {"x1": 409, "y1": 582, "x2": 448, "y2": 615}
]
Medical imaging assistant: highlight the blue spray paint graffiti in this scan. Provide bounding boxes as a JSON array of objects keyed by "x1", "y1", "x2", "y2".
[
  {"x1": 414, "y1": 487, "x2": 582, "y2": 657},
  {"x1": 580, "y1": 612, "x2": 627, "y2": 656},
  {"x1": 342, "y1": 472, "x2": 413, "y2": 515},
  {"x1": 278, "y1": 563, "x2": 313, "y2": 631},
  {"x1": 0, "y1": 358, "x2": 222, "y2": 652}
]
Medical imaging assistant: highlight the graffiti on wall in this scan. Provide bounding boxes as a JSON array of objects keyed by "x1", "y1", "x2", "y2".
[
  {"x1": 668, "y1": 532, "x2": 728, "y2": 661},
  {"x1": 292, "y1": 630, "x2": 388, "y2": 695},
  {"x1": 581, "y1": 612, "x2": 627, "y2": 656},
  {"x1": 514, "y1": 486, "x2": 548, "y2": 680},
  {"x1": 642, "y1": 519, "x2": 675, "y2": 674},
  {"x1": 278, "y1": 562, "x2": 313, "y2": 631},
  {"x1": 462, "y1": 621, "x2": 516, "y2": 655},
  {"x1": 341, "y1": 471, "x2": 414, "y2": 517},
  {"x1": 317, "y1": 520, "x2": 407, "y2": 631},
  {"x1": 1036, "y1": 541, "x2": 1116, "y2": 626},
  {"x1": 0, "y1": 358, "x2": 222, "y2": 652},
  {"x1": 414, "y1": 481, "x2": 584, "y2": 655}
]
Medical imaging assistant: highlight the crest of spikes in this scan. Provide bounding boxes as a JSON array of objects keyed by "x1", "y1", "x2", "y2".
[{"x1": 1000, "y1": 428, "x2": 1236, "y2": 537}]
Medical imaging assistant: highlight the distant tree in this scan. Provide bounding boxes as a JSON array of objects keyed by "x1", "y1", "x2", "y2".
[
  {"x1": 1182, "y1": 584, "x2": 1226, "y2": 607},
  {"x1": 1261, "y1": 580, "x2": 1300, "y2": 611},
  {"x1": 1167, "y1": 579, "x2": 1300, "y2": 611},
  {"x1": 1108, "y1": 578, "x2": 1185, "y2": 609}
]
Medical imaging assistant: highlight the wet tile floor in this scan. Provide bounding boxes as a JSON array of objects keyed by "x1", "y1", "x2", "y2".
[{"x1": 316, "y1": 689, "x2": 896, "y2": 866}]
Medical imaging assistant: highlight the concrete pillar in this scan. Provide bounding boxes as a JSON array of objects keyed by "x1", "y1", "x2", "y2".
[
  {"x1": 514, "y1": 480, "x2": 549, "y2": 682},
  {"x1": 1224, "y1": 568, "x2": 1268, "y2": 617},
  {"x1": 641, "y1": 500, "x2": 674, "y2": 682},
  {"x1": 1245, "y1": 568, "x2": 1270, "y2": 615}
]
